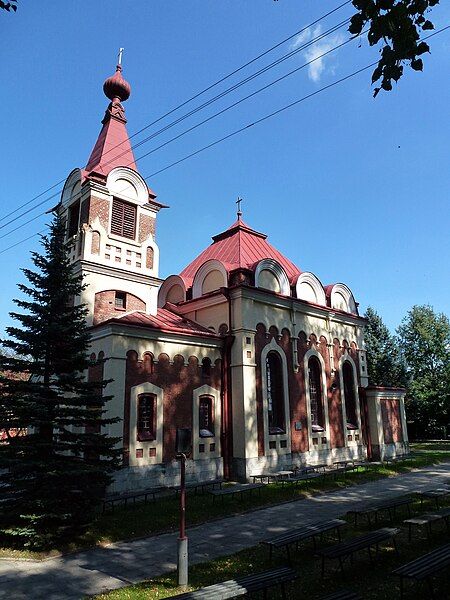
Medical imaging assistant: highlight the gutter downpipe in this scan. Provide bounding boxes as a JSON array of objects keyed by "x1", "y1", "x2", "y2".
[{"x1": 220, "y1": 287, "x2": 235, "y2": 480}]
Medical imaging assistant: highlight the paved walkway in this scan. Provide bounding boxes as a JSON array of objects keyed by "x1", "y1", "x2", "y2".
[{"x1": 1, "y1": 462, "x2": 449, "y2": 599}]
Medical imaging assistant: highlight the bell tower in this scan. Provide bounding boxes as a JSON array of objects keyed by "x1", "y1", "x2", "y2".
[{"x1": 60, "y1": 58, "x2": 165, "y2": 326}]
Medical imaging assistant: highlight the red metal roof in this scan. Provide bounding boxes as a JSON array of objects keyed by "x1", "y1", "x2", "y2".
[
  {"x1": 84, "y1": 111, "x2": 137, "y2": 176},
  {"x1": 180, "y1": 218, "x2": 301, "y2": 285},
  {"x1": 98, "y1": 308, "x2": 220, "y2": 338}
]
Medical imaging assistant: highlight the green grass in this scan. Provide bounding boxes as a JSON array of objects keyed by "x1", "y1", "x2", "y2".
[
  {"x1": 411, "y1": 440, "x2": 450, "y2": 452},
  {"x1": 95, "y1": 494, "x2": 450, "y2": 599},
  {"x1": 1, "y1": 444, "x2": 448, "y2": 561}
]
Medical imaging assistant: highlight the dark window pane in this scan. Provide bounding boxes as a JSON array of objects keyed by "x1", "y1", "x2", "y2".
[
  {"x1": 308, "y1": 357, "x2": 325, "y2": 429},
  {"x1": 199, "y1": 396, "x2": 214, "y2": 437},
  {"x1": 266, "y1": 351, "x2": 285, "y2": 434},
  {"x1": 68, "y1": 201, "x2": 80, "y2": 237},
  {"x1": 343, "y1": 362, "x2": 358, "y2": 428},
  {"x1": 137, "y1": 394, "x2": 156, "y2": 441},
  {"x1": 115, "y1": 291, "x2": 126, "y2": 309}
]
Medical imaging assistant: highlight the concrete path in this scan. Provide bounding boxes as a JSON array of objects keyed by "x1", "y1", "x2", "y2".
[{"x1": 1, "y1": 462, "x2": 449, "y2": 599}]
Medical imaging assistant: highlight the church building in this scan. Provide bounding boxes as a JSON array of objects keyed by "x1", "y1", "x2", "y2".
[{"x1": 60, "y1": 63, "x2": 409, "y2": 492}]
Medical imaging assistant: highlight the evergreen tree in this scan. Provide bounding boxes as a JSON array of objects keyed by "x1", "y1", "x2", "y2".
[
  {"x1": 0, "y1": 215, "x2": 120, "y2": 550},
  {"x1": 397, "y1": 304, "x2": 450, "y2": 438},
  {"x1": 364, "y1": 307, "x2": 407, "y2": 388}
]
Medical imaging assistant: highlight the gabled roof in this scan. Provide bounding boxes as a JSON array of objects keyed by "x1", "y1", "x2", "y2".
[
  {"x1": 180, "y1": 218, "x2": 301, "y2": 286},
  {"x1": 97, "y1": 308, "x2": 220, "y2": 339}
]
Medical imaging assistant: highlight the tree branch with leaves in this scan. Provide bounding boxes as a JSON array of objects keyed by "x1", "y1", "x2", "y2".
[{"x1": 350, "y1": 0, "x2": 440, "y2": 96}]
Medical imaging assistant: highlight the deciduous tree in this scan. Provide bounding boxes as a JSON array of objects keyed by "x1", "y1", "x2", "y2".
[{"x1": 397, "y1": 304, "x2": 450, "y2": 438}]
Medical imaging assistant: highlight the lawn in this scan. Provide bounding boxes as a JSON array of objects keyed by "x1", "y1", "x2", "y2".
[
  {"x1": 1, "y1": 443, "x2": 448, "y2": 561},
  {"x1": 94, "y1": 493, "x2": 450, "y2": 599}
]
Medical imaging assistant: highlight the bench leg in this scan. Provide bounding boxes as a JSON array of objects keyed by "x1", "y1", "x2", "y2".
[
  {"x1": 321, "y1": 556, "x2": 325, "y2": 578},
  {"x1": 338, "y1": 556, "x2": 345, "y2": 574},
  {"x1": 400, "y1": 576, "x2": 404, "y2": 600},
  {"x1": 392, "y1": 537, "x2": 399, "y2": 556},
  {"x1": 281, "y1": 582, "x2": 287, "y2": 600},
  {"x1": 286, "y1": 544, "x2": 292, "y2": 566},
  {"x1": 426, "y1": 576, "x2": 436, "y2": 600},
  {"x1": 408, "y1": 523, "x2": 412, "y2": 541}
]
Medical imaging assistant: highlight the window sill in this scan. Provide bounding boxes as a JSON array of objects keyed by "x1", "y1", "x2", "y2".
[
  {"x1": 137, "y1": 435, "x2": 156, "y2": 442},
  {"x1": 109, "y1": 232, "x2": 140, "y2": 247}
]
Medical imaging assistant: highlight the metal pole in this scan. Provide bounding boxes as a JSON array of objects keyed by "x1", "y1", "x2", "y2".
[{"x1": 177, "y1": 453, "x2": 188, "y2": 587}]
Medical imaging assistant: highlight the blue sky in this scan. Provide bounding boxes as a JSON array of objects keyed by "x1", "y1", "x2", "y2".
[{"x1": 1, "y1": 0, "x2": 449, "y2": 334}]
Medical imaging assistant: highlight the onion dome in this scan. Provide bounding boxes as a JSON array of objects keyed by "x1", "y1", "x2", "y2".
[{"x1": 103, "y1": 64, "x2": 131, "y2": 102}]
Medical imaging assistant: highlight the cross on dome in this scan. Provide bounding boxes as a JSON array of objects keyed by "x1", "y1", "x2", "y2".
[{"x1": 236, "y1": 196, "x2": 243, "y2": 220}]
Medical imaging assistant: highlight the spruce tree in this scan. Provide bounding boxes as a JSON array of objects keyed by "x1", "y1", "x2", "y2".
[
  {"x1": 364, "y1": 307, "x2": 407, "y2": 388},
  {"x1": 0, "y1": 214, "x2": 120, "y2": 550}
]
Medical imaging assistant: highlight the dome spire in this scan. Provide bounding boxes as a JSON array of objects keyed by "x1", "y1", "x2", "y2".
[
  {"x1": 103, "y1": 49, "x2": 131, "y2": 103},
  {"x1": 84, "y1": 50, "x2": 137, "y2": 176}
]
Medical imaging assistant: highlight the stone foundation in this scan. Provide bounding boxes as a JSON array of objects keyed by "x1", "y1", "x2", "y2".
[
  {"x1": 233, "y1": 444, "x2": 368, "y2": 481},
  {"x1": 109, "y1": 457, "x2": 223, "y2": 493}
]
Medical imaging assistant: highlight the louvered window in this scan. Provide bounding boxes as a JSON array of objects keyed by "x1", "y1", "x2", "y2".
[{"x1": 111, "y1": 198, "x2": 136, "y2": 239}]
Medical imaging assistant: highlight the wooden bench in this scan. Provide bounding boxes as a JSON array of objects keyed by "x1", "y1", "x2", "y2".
[
  {"x1": 261, "y1": 518, "x2": 346, "y2": 563},
  {"x1": 279, "y1": 470, "x2": 323, "y2": 487},
  {"x1": 166, "y1": 566, "x2": 298, "y2": 598},
  {"x1": 102, "y1": 487, "x2": 166, "y2": 513},
  {"x1": 347, "y1": 496, "x2": 412, "y2": 525},
  {"x1": 174, "y1": 478, "x2": 224, "y2": 496},
  {"x1": 316, "y1": 527, "x2": 400, "y2": 576},
  {"x1": 404, "y1": 506, "x2": 450, "y2": 540},
  {"x1": 209, "y1": 483, "x2": 264, "y2": 504},
  {"x1": 392, "y1": 542, "x2": 450, "y2": 599},
  {"x1": 250, "y1": 471, "x2": 293, "y2": 484},
  {"x1": 319, "y1": 591, "x2": 362, "y2": 600},
  {"x1": 416, "y1": 488, "x2": 449, "y2": 510}
]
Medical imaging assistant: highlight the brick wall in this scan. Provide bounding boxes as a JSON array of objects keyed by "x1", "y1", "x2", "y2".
[
  {"x1": 381, "y1": 398, "x2": 403, "y2": 443},
  {"x1": 139, "y1": 213, "x2": 156, "y2": 243},
  {"x1": 89, "y1": 196, "x2": 110, "y2": 230},
  {"x1": 124, "y1": 351, "x2": 222, "y2": 465},
  {"x1": 93, "y1": 290, "x2": 146, "y2": 325},
  {"x1": 255, "y1": 325, "x2": 362, "y2": 454}
]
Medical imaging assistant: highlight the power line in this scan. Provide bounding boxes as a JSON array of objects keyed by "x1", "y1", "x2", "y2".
[
  {"x1": 133, "y1": 30, "x2": 360, "y2": 165},
  {"x1": 0, "y1": 61, "x2": 379, "y2": 255},
  {"x1": 2, "y1": 24, "x2": 448, "y2": 255},
  {"x1": 0, "y1": 1, "x2": 352, "y2": 224},
  {"x1": 0, "y1": 230, "x2": 46, "y2": 255},
  {"x1": 0, "y1": 18, "x2": 352, "y2": 235}
]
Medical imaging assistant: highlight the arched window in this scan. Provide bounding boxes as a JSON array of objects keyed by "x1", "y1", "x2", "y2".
[
  {"x1": 137, "y1": 394, "x2": 156, "y2": 441},
  {"x1": 266, "y1": 351, "x2": 286, "y2": 434},
  {"x1": 199, "y1": 395, "x2": 214, "y2": 437},
  {"x1": 308, "y1": 356, "x2": 325, "y2": 431},
  {"x1": 343, "y1": 362, "x2": 358, "y2": 428}
]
